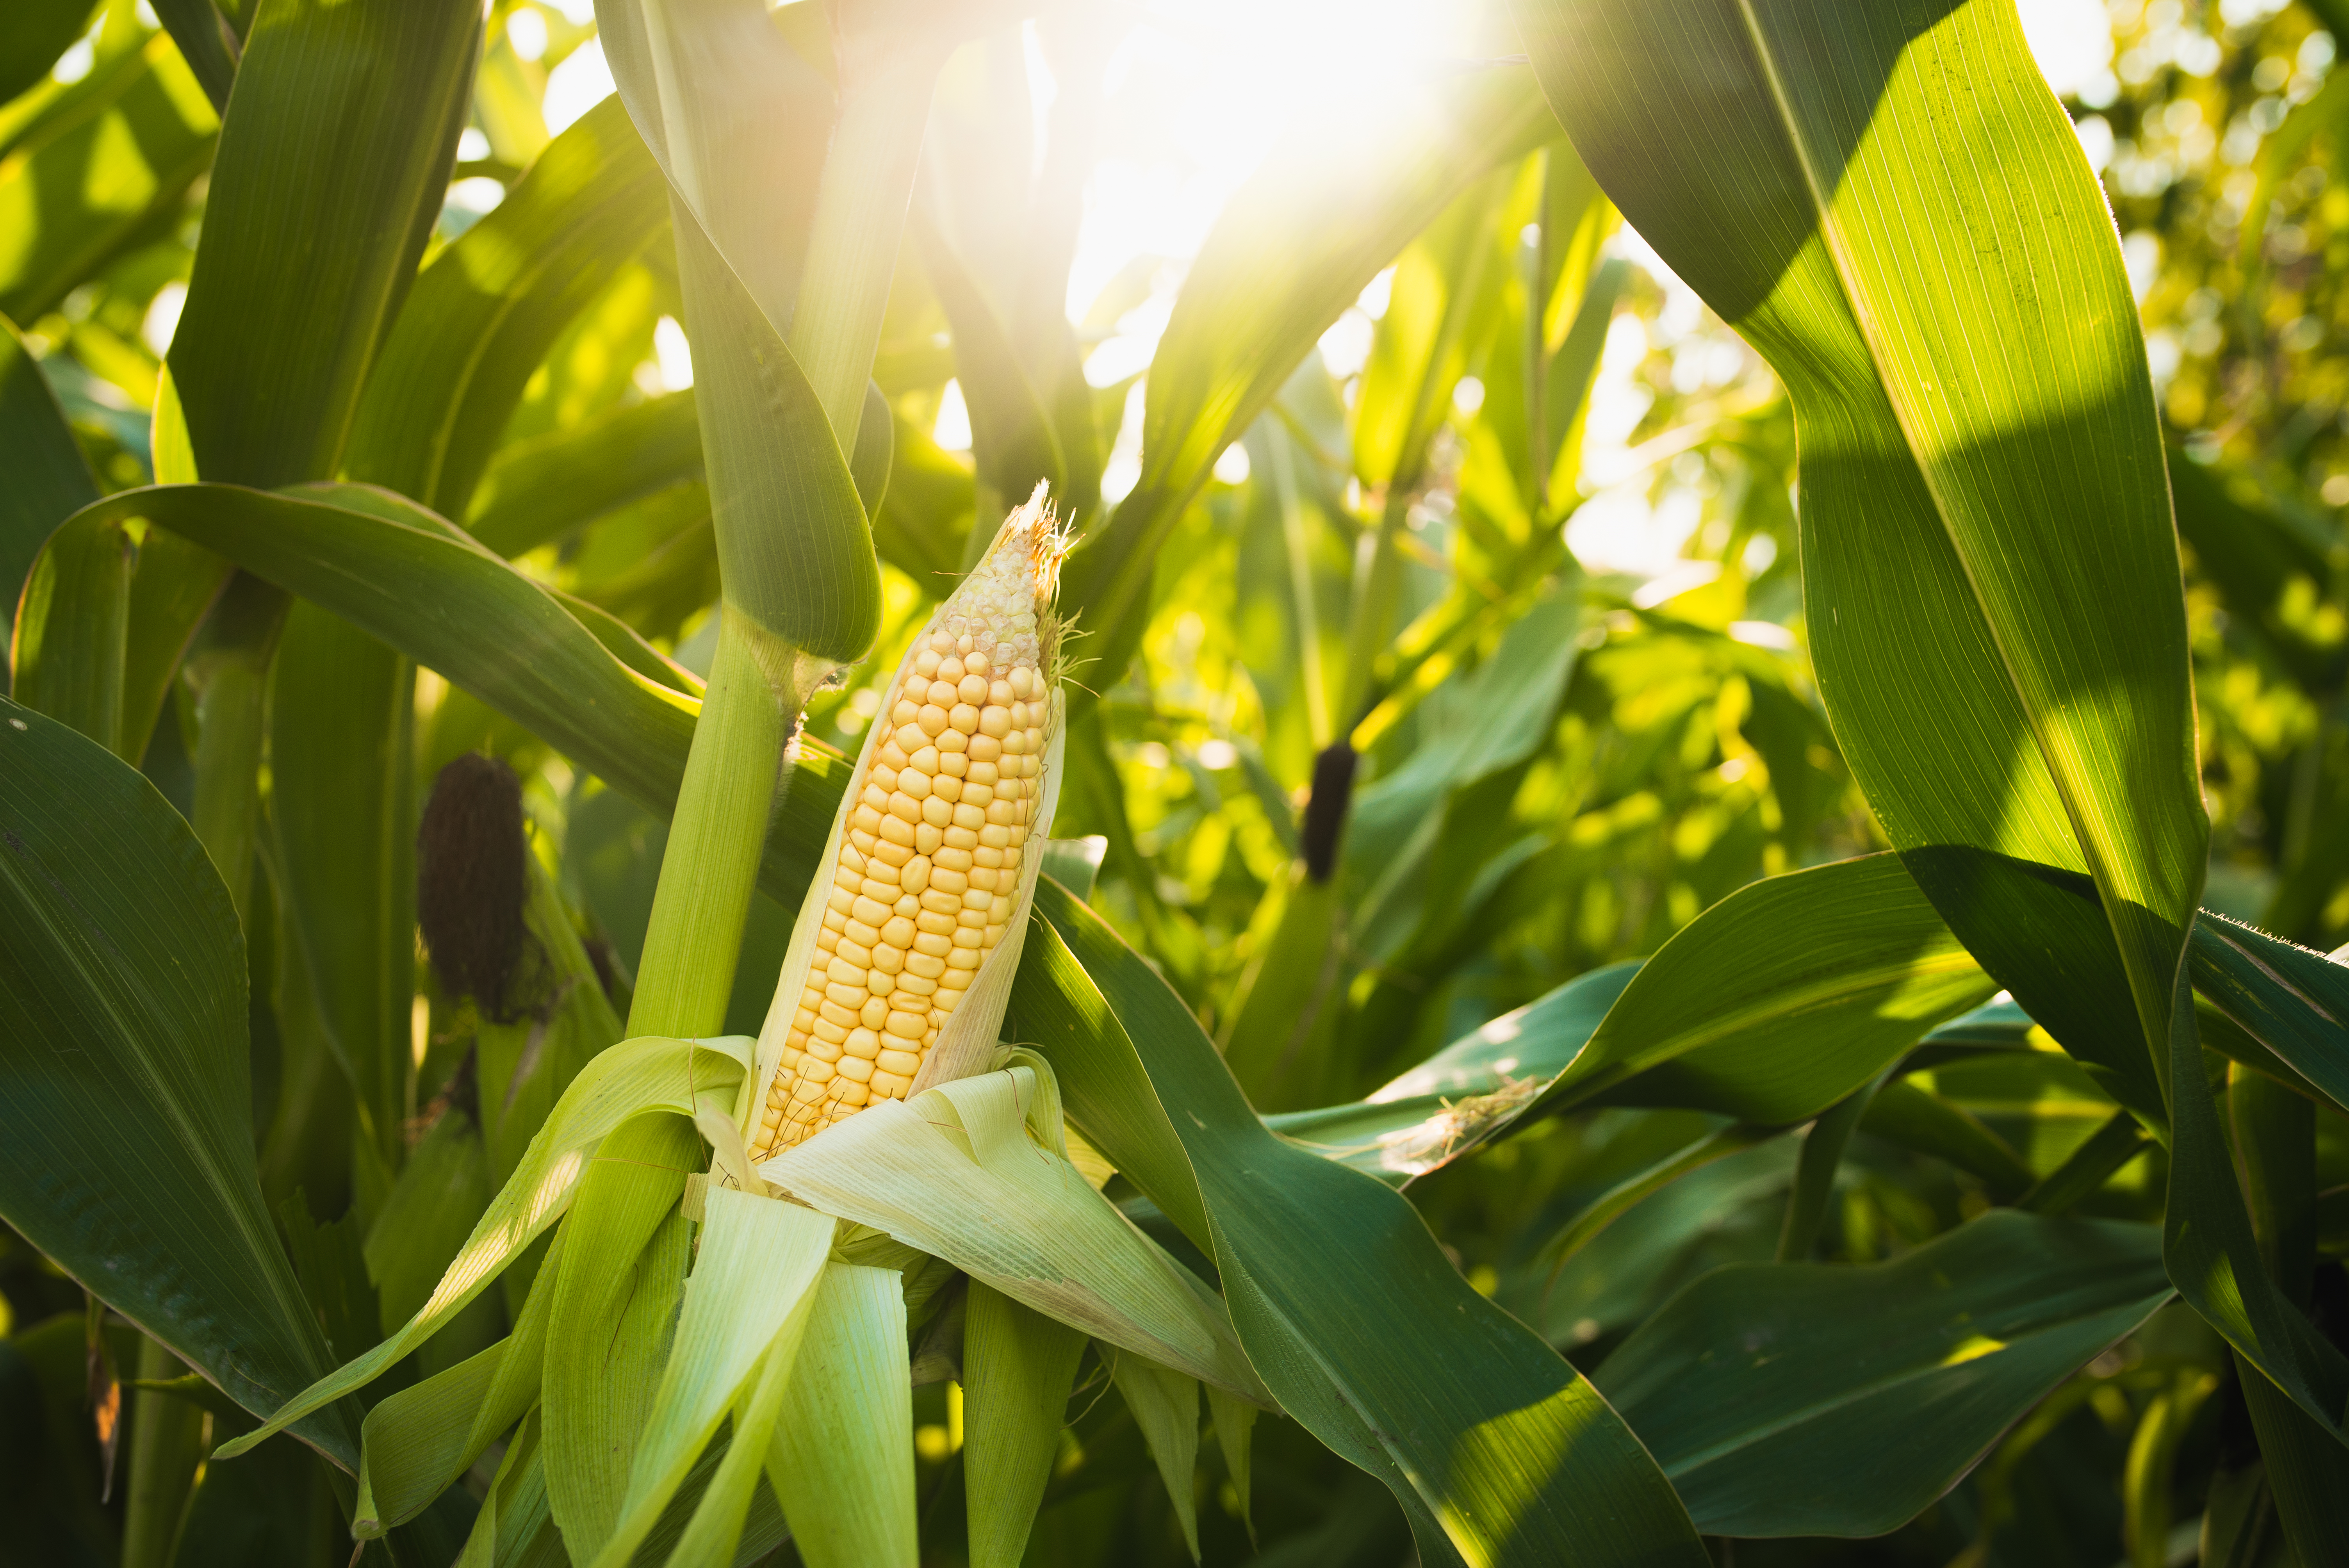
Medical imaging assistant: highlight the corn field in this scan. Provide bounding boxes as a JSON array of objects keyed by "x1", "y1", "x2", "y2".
[{"x1": 5, "y1": 0, "x2": 2349, "y2": 1563}]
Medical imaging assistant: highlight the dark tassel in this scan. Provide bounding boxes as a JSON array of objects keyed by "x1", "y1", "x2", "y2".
[
  {"x1": 1300, "y1": 741, "x2": 1356, "y2": 884},
  {"x1": 416, "y1": 753, "x2": 529, "y2": 1021}
]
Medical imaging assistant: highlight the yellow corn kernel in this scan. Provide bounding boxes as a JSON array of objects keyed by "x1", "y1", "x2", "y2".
[{"x1": 749, "y1": 494, "x2": 1065, "y2": 1158}]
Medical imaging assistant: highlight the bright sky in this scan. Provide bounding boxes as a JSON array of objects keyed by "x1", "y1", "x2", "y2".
[{"x1": 536, "y1": 0, "x2": 2129, "y2": 583}]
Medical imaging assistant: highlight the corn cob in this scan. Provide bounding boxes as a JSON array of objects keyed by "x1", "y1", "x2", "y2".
[{"x1": 750, "y1": 489, "x2": 1066, "y2": 1157}]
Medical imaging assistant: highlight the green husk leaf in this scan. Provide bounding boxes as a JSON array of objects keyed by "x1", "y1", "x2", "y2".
[
  {"x1": 353, "y1": 1227, "x2": 566, "y2": 1534},
  {"x1": 1206, "y1": 1381, "x2": 1257, "y2": 1545},
  {"x1": 1109, "y1": 1349, "x2": 1203, "y2": 1563},
  {"x1": 212, "y1": 1035, "x2": 752, "y2": 1459},
  {"x1": 759, "y1": 1062, "x2": 1266, "y2": 1402},
  {"x1": 547, "y1": 1140, "x2": 700, "y2": 1561},
  {"x1": 765, "y1": 1262, "x2": 920, "y2": 1568},
  {"x1": 963, "y1": 1281, "x2": 1089, "y2": 1568},
  {"x1": 453, "y1": 1407, "x2": 551, "y2": 1568},
  {"x1": 588, "y1": 1185, "x2": 833, "y2": 1568}
]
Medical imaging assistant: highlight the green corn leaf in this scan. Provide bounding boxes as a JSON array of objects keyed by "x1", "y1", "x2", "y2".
[
  {"x1": 0, "y1": 314, "x2": 99, "y2": 667},
  {"x1": 912, "y1": 208, "x2": 1066, "y2": 556},
  {"x1": 1858, "y1": 1080, "x2": 2036, "y2": 1201},
  {"x1": 46, "y1": 483, "x2": 854, "y2": 910},
  {"x1": 763, "y1": 1262, "x2": 920, "y2": 1568},
  {"x1": 596, "y1": 0, "x2": 880, "y2": 659},
  {"x1": 1778, "y1": 1073, "x2": 1891, "y2": 1259},
  {"x1": 9, "y1": 510, "x2": 132, "y2": 751},
  {"x1": 355, "y1": 1343, "x2": 512, "y2": 1537},
  {"x1": 2239, "y1": 67, "x2": 2349, "y2": 277},
  {"x1": 875, "y1": 403, "x2": 978, "y2": 584},
  {"x1": 343, "y1": 93, "x2": 670, "y2": 518},
  {"x1": 118, "y1": 526, "x2": 233, "y2": 766},
  {"x1": 1014, "y1": 880, "x2": 1709, "y2": 1568},
  {"x1": 0, "y1": 33, "x2": 217, "y2": 325},
  {"x1": 1353, "y1": 169, "x2": 1508, "y2": 497},
  {"x1": 544, "y1": 1115, "x2": 702, "y2": 1559},
  {"x1": 149, "y1": 0, "x2": 237, "y2": 112},
  {"x1": 363, "y1": 1106, "x2": 497, "y2": 1375},
  {"x1": 1062, "y1": 64, "x2": 1556, "y2": 684},
  {"x1": 1542, "y1": 1123, "x2": 1784, "y2": 1271},
  {"x1": 1592, "y1": 1210, "x2": 2173, "y2": 1538},
  {"x1": 2188, "y1": 913, "x2": 2349, "y2": 1115},
  {"x1": 759, "y1": 1061, "x2": 1265, "y2": 1402},
  {"x1": 1265, "y1": 960, "x2": 1637, "y2": 1182},
  {"x1": 268, "y1": 601, "x2": 414, "y2": 1172},
  {"x1": 168, "y1": 0, "x2": 478, "y2": 488},
  {"x1": 962, "y1": 1281, "x2": 1089, "y2": 1568},
  {"x1": 467, "y1": 390, "x2": 702, "y2": 558},
  {"x1": 1511, "y1": 0, "x2": 2204, "y2": 1112},
  {"x1": 1276, "y1": 929, "x2": 2015, "y2": 1190},
  {"x1": 1348, "y1": 584, "x2": 1584, "y2": 948},
  {"x1": 2161, "y1": 964, "x2": 2349, "y2": 1446},
  {"x1": 1554, "y1": 854, "x2": 1996, "y2": 1121},
  {"x1": 589, "y1": 1185, "x2": 833, "y2": 1568},
  {"x1": 354, "y1": 1227, "x2": 564, "y2": 1535},
  {"x1": 1108, "y1": 1350, "x2": 1203, "y2": 1563},
  {"x1": 2166, "y1": 458, "x2": 2344, "y2": 696},
  {"x1": 851, "y1": 377, "x2": 894, "y2": 519},
  {"x1": 2228, "y1": 1067, "x2": 2349, "y2": 1554},
  {"x1": 670, "y1": 210, "x2": 880, "y2": 660},
  {"x1": 0, "y1": 0, "x2": 100, "y2": 104},
  {"x1": 0, "y1": 695, "x2": 358, "y2": 1468},
  {"x1": 212, "y1": 1036, "x2": 751, "y2": 1459},
  {"x1": 591, "y1": 0, "x2": 831, "y2": 345}
]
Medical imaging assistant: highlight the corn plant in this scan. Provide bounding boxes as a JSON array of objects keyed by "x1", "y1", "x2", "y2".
[{"x1": 5, "y1": 0, "x2": 2349, "y2": 1564}]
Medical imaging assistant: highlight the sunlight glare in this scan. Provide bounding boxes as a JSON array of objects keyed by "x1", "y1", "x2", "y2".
[
  {"x1": 934, "y1": 379, "x2": 972, "y2": 451},
  {"x1": 544, "y1": 37, "x2": 615, "y2": 135},
  {"x1": 1067, "y1": 0, "x2": 1490, "y2": 380}
]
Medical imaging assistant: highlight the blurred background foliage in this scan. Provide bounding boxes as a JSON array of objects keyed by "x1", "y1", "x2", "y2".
[{"x1": 6, "y1": 0, "x2": 2349, "y2": 1564}]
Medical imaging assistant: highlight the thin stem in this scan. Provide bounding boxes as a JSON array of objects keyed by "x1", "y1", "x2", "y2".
[
  {"x1": 119, "y1": 1338, "x2": 204, "y2": 1568},
  {"x1": 1337, "y1": 488, "x2": 1410, "y2": 734},
  {"x1": 627, "y1": 609, "x2": 807, "y2": 1039},
  {"x1": 1267, "y1": 432, "x2": 1330, "y2": 749},
  {"x1": 1527, "y1": 148, "x2": 1552, "y2": 516},
  {"x1": 186, "y1": 576, "x2": 289, "y2": 921}
]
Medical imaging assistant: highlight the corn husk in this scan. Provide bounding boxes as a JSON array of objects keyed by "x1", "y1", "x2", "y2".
[
  {"x1": 586, "y1": 1185, "x2": 834, "y2": 1568},
  {"x1": 1110, "y1": 1350, "x2": 1202, "y2": 1562},
  {"x1": 765, "y1": 1263, "x2": 919, "y2": 1568},
  {"x1": 215, "y1": 1034, "x2": 755, "y2": 1459},
  {"x1": 963, "y1": 1282, "x2": 1088, "y2": 1568},
  {"x1": 759, "y1": 1057, "x2": 1269, "y2": 1403}
]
